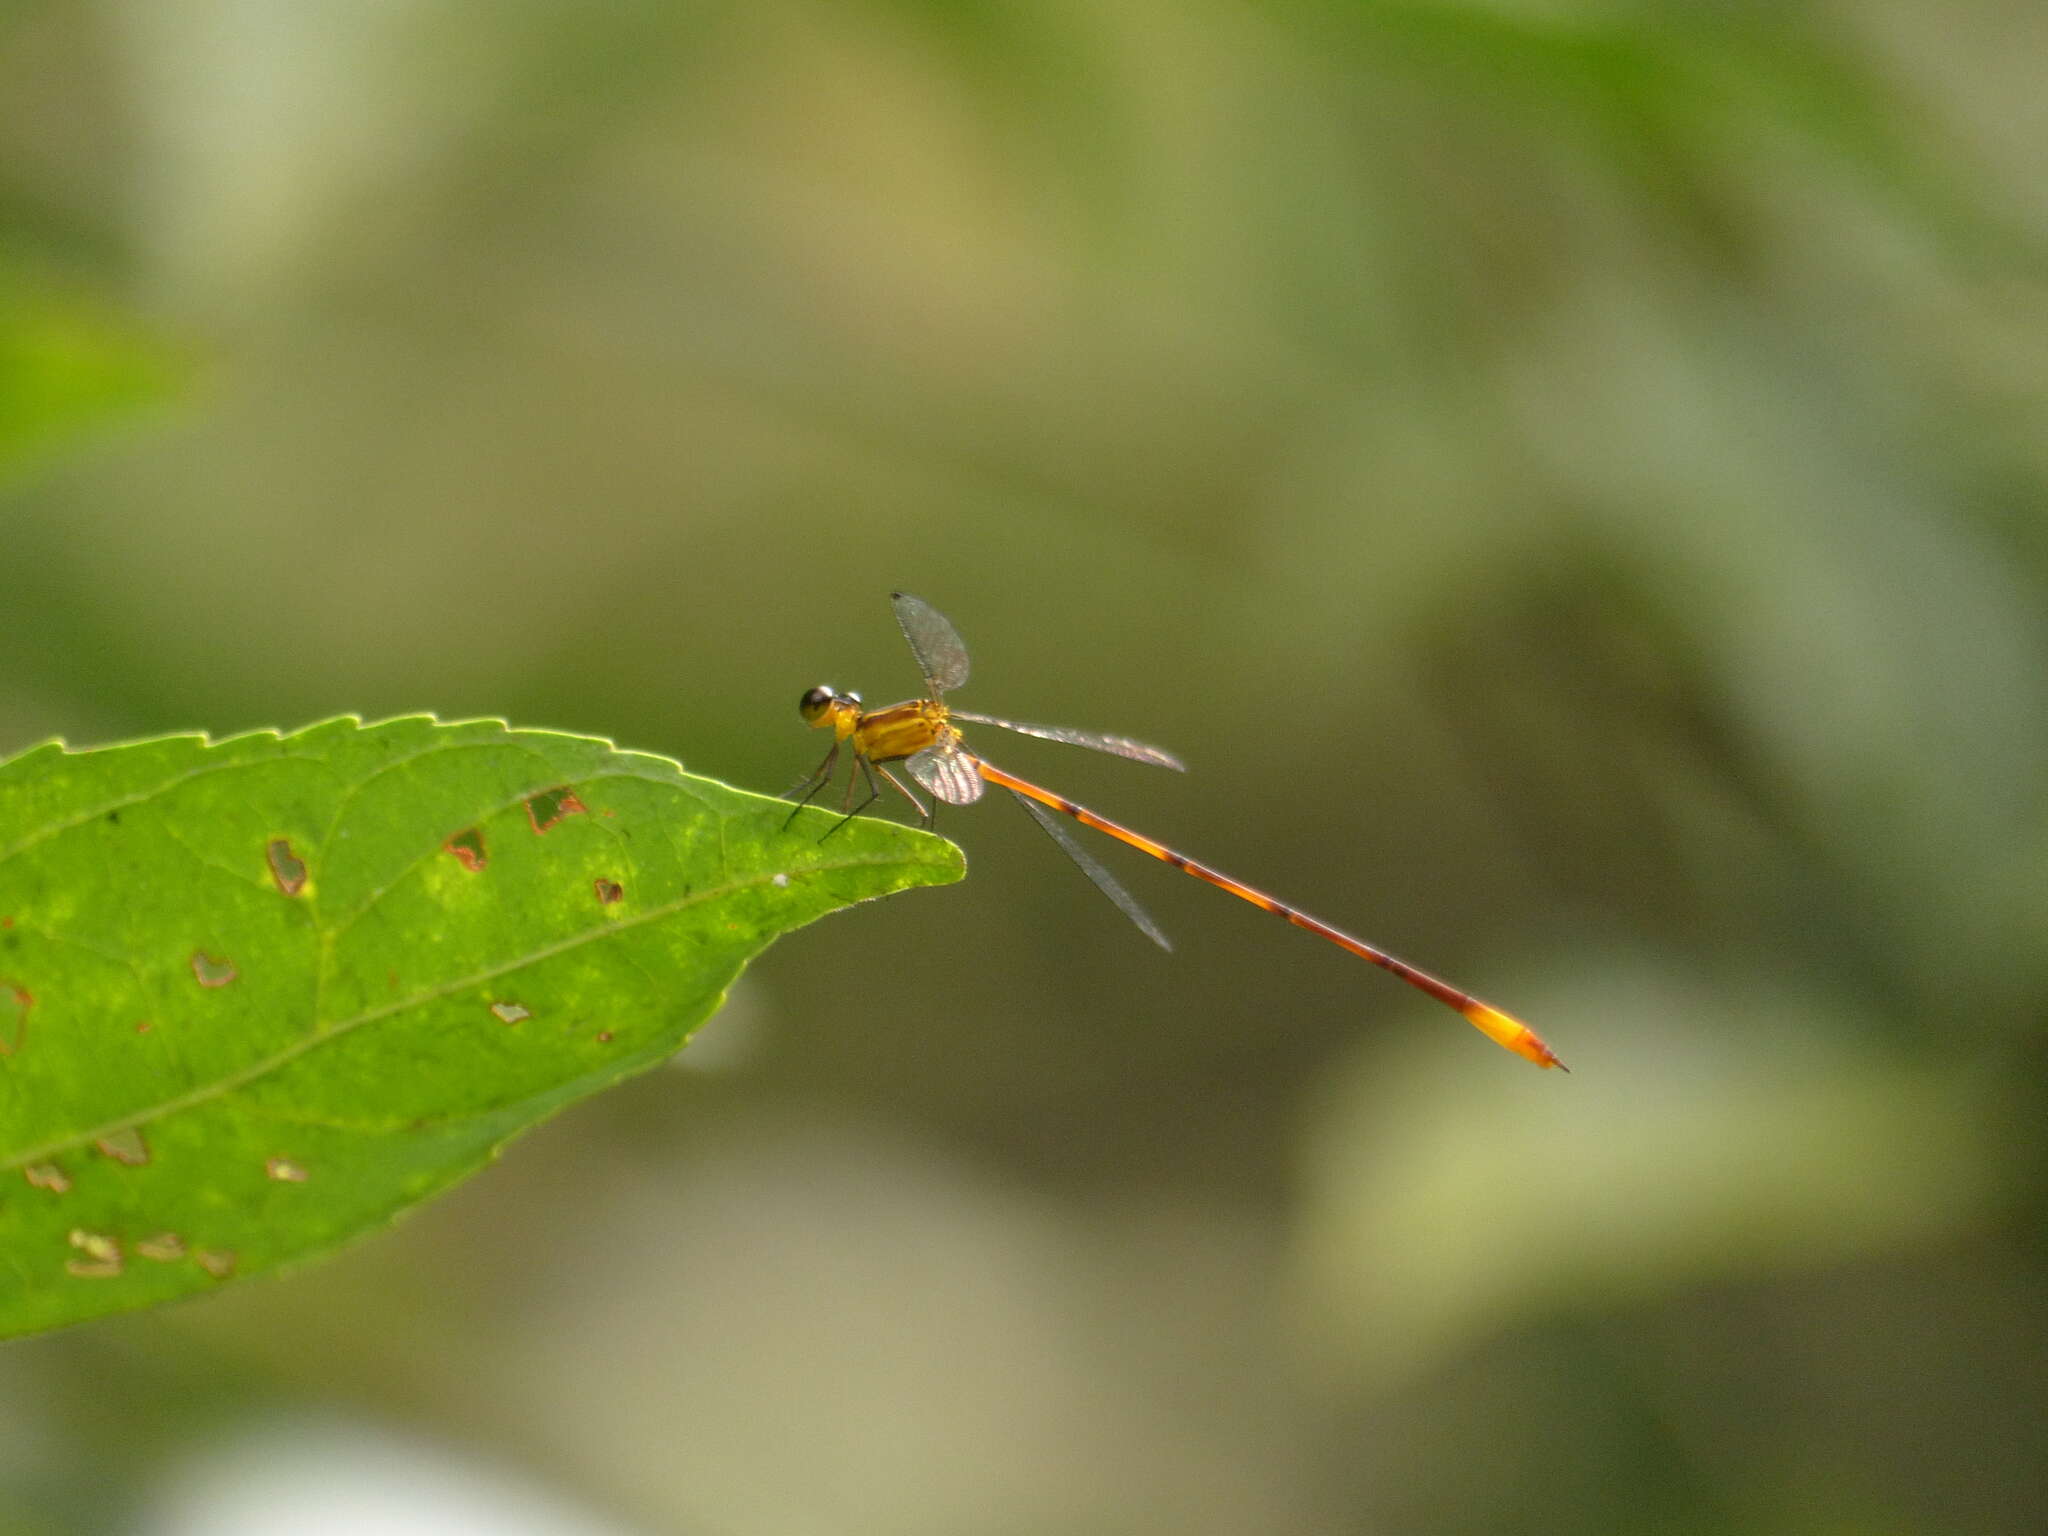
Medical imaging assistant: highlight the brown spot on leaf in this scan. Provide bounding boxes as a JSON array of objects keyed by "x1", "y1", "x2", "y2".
[
  {"x1": 191, "y1": 952, "x2": 237, "y2": 987},
  {"x1": 0, "y1": 982, "x2": 30, "y2": 1054},
  {"x1": 595, "y1": 1030, "x2": 614, "y2": 1043},
  {"x1": 24, "y1": 1163, "x2": 69, "y2": 1193},
  {"x1": 95, "y1": 1128, "x2": 150, "y2": 1167},
  {"x1": 265, "y1": 1156, "x2": 308, "y2": 1183},
  {"x1": 266, "y1": 837, "x2": 308, "y2": 896},
  {"x1": 66, "y1": 1256, "x2": 122, "y2": 1278},
  {"x1": 526, "y1": 786, "x2": 587, "y2": 834},
  {"x1": 444, "y1": 827, "x2": 488, "y2": 872},
  {"x1": 593, "y1": 878, "x2": 623, "y2": 905},
  {"x1": 490, "y1": 1001, "x2": 530, "y2": 1025},
  {"x1": 136, "y1": 1232, "x2": 186, "y2": 1262},
  {"x1": 195, "y1": 1248, "x2": 237, "y2": 1279},
  {"x1": 135, "y1": 1019, "x2": 152, "y2": 1034}
]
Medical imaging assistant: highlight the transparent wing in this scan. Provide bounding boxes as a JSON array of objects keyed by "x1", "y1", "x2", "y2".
[
  {"x1": 891, "y1": 591, "x2": 970, "y2": 696},
  {"x1": 949, "y1": 710, "x2": 1185, "y2": 771},
  {"x1": 1009, "y1": 790, "x2": 1172, "y2": 951},
  {"x1": 906, "y1": 743, "x2": 985, "y2": 805}
]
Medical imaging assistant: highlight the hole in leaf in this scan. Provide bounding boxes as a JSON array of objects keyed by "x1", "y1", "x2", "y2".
[
  {"x1": 191, "y1": 952, "x2": 237, "y2": 988},
  {"x1": 0, "y1": 982, "x2": 30, "y2": 1054},
  {"x1": 69, "y1": 1229, "x2": 118, "y2": 1259},
  {"x1": 444, "y1": 827, "x2": 488, "y2": 872},
  {"x1": 526, "y1": 786, "x2": 587, "y2": 834},
  {"x1": 490, "y1": 1001, "x2": 531, "y2": 1025},
  {"x1": 593, "y1": 878, "x2": 623, "y2": 905},
  {"x1": 265, "y1": 1157, "x2": 308, "y2": 1183},
  {"x1": 95, "y1": 1128, "x2": 150, "y2": 1167},
  {"x1": 266, "y1": 837, "x2": 308, "y2": 896},
  {"x1": 137, "y1": 1233, "x2": 186, "y2": 1262},
  {"x1": 195, "y1": 1249, "x2": 237, "y2": 1279},
  {"x1": 24, "y1": 1163, "x2": 69, "y2": 1193}
]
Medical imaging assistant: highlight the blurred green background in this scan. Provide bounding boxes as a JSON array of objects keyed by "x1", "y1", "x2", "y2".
[{"x1": 4, "y1": 1, "x2": 2045, "y2": 1531}]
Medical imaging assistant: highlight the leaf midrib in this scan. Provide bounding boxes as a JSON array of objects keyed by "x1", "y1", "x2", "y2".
[{"x1": 0, "y1": 852, "x2": 920, "y2": 1173}]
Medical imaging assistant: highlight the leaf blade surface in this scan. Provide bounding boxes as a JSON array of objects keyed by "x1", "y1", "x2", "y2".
[{"x1": 0, "y1": 716, "x2": 961, "y2": 1338}]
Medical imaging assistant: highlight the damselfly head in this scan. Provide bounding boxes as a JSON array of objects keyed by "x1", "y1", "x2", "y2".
[{"x1": 799, "y1": 686, "x2": 860, "y2": 726}]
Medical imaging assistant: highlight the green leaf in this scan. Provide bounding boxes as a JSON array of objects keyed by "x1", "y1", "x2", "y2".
[{"x1": 0, "y1": 716, "x2": 962, "y2": 1339}]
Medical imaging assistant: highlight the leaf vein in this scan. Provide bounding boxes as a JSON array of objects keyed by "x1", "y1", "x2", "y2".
[{"x1": 0, "y1": 854, "x2": 925, "y2": 1172}]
